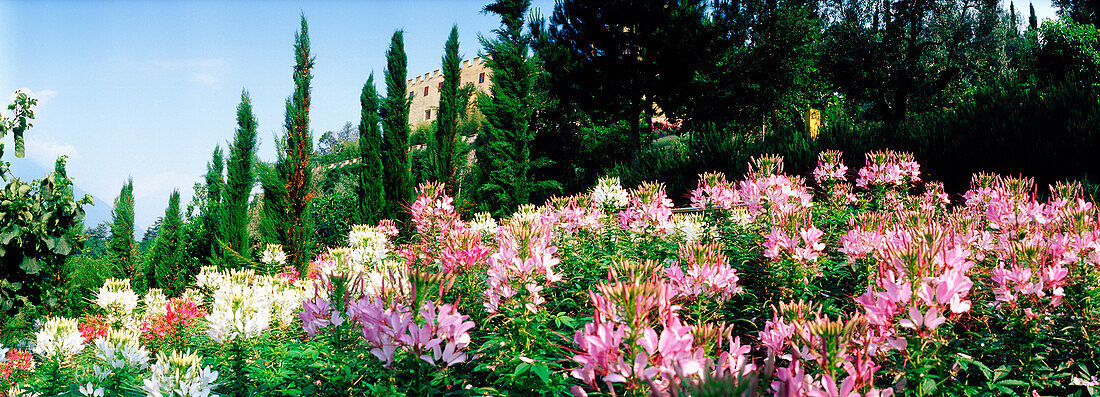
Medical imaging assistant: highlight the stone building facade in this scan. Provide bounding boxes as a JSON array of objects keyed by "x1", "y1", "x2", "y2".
[{"x1": 406, "y1": 56, "x2": 492, "y2": 127}]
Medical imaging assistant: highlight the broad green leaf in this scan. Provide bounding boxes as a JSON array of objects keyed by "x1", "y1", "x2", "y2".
[{"x1": 534, "y1": 363, "x2": 550, "y2": 385}]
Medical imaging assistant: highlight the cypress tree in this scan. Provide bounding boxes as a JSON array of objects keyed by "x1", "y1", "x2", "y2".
[
  {"x1": 1011, "y1": 2, "x2": 1020, "y2": 33},
  {"x1": 277, "y1": 13, "x2": 316, "y2": 272},
  {"x1": 264, "y1": 14, "x2": 315, "y2": 274},
  {"x1": 475, "y1": 0, "x2": 553, "y2": 216},
  {"x1": 357, "y1": 74, "x2": 385, "y2": 224},
  {"x1": 148, "y1": 190, "x2": 183, "y2": 294},
  {"x1": 432, "y1": 25, "x2": 464, "y2": 194},
  {"x1": 381, "y1": 30, "x2": 412, "y2": 224},
  {"x1": 1030, "y1": 3, "x2": 1038, "y2": 30},
  {"x1": 202, "y1": 145, "x2": 224, "y2": 262},
  {"x1": 108, "y1": 178, "x2": 136, "y2": 279},
  {"x1": 221, "y1": 90, "x2": 258, "y2": 260}
]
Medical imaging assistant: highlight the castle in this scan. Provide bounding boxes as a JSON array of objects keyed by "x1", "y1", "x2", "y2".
[{"x1": 406, "y1": 56, "x2": 492, "y2": 127}]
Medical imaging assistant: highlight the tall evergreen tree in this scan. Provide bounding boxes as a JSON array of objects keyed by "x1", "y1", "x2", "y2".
[
  {"x1": 265, "y1": 14, "x2": 316, "y2": 274},
  {"x1": 475, "y1": 0, "x2": 558, "y2": 216},
  {"x1": 1030, "y1": 3, "x2": 1039, "y2": 30},
  {"x1": 1010, "y1": 2, "x2": 1020, "y2": 33},
  {"x1": 201, "y1": 145, "x2": 224, "y2": 263},
  {"x1": 381, "y1": 30, "x2": 412, "y2": 224},
  {"x1": 221, "y1": 90, "x2": 258, "y2": 261},
  {"x1": 147, "y1": 190, "x2": 183, "y2": 294},
  {"x1": 431, "y1": 25, "x2": 468, "y2": 194},
  {"x1": 108, "y1": 178, "x2": 136, "y2": 279},
  {"x1": 357, "y1": 74, "x2": 385, "y2": 224},
  {"x1": 1053, "y1": 0, "x2": 1099, "y2": 25}
]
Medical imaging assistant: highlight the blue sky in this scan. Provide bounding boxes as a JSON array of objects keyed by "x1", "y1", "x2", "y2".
[
  {"x1": 0, "y1": 0, "x2": 553, "y2": 233},
  {"x1": 0, "y1": 0, "x2": 1060, "y2": 234}
]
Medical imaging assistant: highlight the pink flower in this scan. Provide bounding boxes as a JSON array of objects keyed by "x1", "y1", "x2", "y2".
[{"x1": 898, "y1": 306, "x2": 946, "y2": 331}]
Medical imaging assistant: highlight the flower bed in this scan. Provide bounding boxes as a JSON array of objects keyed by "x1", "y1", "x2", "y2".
[{"x1": 3, "y1": 150, "x2": 1100, "y2": 396}]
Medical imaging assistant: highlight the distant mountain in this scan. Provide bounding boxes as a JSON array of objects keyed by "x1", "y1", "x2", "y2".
[{"x1": 6, "y1": 157, "x2": 112, "y2": 229}]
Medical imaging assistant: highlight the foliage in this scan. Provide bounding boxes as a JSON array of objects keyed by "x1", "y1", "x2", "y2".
[
  {"x1": 474, "y1": 0, "x2": 560, "y2": 217},
  {"x1": 109, "y1": 179, "x2": 137, "y2": 281},
  {"x1": 381, "y1": 30, "x2": 413, "y2": 226},
  {"x1": 147, "y1": 190, "x2": 185, "y2": 295},
  {"x1": 221, "y1": 90, "x2": 259, "y2": 263},
  {"x1": 357, "y1": 73, "x2": 386, "y2": 226},
  {"x1": 264, "y1": 14, "x2": 316, "y2": 275},
  {"x1": 430, "y1": 25, "x2": 476, "y2": 196}
]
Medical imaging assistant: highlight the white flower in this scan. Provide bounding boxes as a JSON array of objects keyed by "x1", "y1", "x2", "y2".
[
  {"x1": 261, "y1": 244, "x2": 287, "y2": 265},
  {"x1": 142, "y1": 350, "x2": 219, "y2": 397},
  {"x1": 79, "y1": 382, "x2": 104, "y2": 397},
  {"x1": 591, "y1": 177, "x2": 629, "y2": 209},
  {"x1": 93, "y1": 330, "x2": 150, "y2": 370},
  {"x1": 0, "y1": 345, "x2": 9, "y2": 363},
  {"x1": 206, "y1": 283, "x2": 271, "y2": 343},
  {"x1": 33, "y1": 317, "x2": 83, "y2": 359},
  {"x1": 468, "y1": 212, "x2": 498, "y2": 236},
  {"x1": 95, "y1": 278, "x2": 139, "y2": 316},
  {"x1": 195, "y1": 266, "x2": 224, "y2": 291},
  {"x1": 144, "y1": 288, "x2": 169, "y2": 318},
  {"x1": 348, "y1": 225, "x2": 390, "y2": 266},
  {"x1": 673, "y1": 215, "x2": 706, "y2": 245}
]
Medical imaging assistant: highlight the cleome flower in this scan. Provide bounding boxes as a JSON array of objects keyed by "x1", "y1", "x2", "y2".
[
  {"x1": 591, "y1": 177, "x2": 630, "y2": 210},
  {"x1": 33, "y1": 316, "x2": 84, "y2": 359},
  {"x1": 142, "y1": 349, "x2": 219, "y2": 397},
  {"x1": 205, "y1": 283, "x2": 271, "y2": 343},
  {"x1": 261, "y1": 243, "x2": 288, "y2": 266},
  {"x1": 93, "y1": 329, "x2": 151, "y2": 370},
  {"x1": 96, "y1": 278, "x2": 140, "y2": 321}
]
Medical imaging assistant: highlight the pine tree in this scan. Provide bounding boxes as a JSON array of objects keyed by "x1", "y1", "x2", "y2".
[
  {"x1": 1030, "y1": 3, "x2": 1039, "y2": 31},
  {"x1": 202, "y1": 146, "x2": 224, "y2": 263},
  {"x1": 381, "y1": 30, "x2": 412, "y2": 224},
  {"x1": 147, "y1": 190, "x2": 183, "y2": 294},
  {"x1": 431, "y1": 25, "x2": 467, "y2": 195},
  {"x1": 263, "y1": 15, "x2": 316, "y2": 274},
  {"x1": 475, "y1": 0, "x2": 557, "y2": 216},
  {"x1": 221, "y1": 90, "x2": 258, "y2": 261},
  {"x1": 1011, "y1": 2, "x2": 1020, "y2": 34},
  {"x1": 108, "y1": 178, "x2": 136, "y2": 279},
  {"x1": 357, "y1": 74, "x2": 385, "y2": 224}
]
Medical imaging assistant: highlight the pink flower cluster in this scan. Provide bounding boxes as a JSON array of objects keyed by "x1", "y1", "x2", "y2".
[
  {"x1": 620, "y1": 182, "x2": 675, "y2": 233},
  {"x1": 813, "y1": 150, "x2": 849, "y2": 185},
  {"x1": 760, "y1": 302, "x2": 895, "y2": 396},
  {"x1": 300, "y1": 294, "x2": 475, "y2": 368},
  {"x1": 1, "y1": 349, "x2": 35, "y2": 383},
  {"x1": 855, "y1": 150, "x2": 920, "y2": 189},
  {"x1": 484, "y1": 216, "x2": 562, "y2": 313},
  {"x1": 548, "y1": 197, "x2": 604, "y2": 233},
  {"x1": 571, "y1": 279, "x2": 708, "y2": 392},
  {"x1": 855, "y1": 226, "x2": 974, "y2": 349},
  {"x1": 410, "y1": 182, "x2": 463, "y2": 237},
  {"x1": 763, "y1": 224, "x2": 826, "y2": 264},
  {"x1": 664, "y1": 243, "x2": 743, "y2": 301},
  {"x1": 141, "y1": 297, "x2": 208, "y2": 344},
  {"x1": 739, "y1": 173, "x2": 813, "y2": 218},
  {"x1": 689, "y1": 172, "x2": 740, "y2": 211}
]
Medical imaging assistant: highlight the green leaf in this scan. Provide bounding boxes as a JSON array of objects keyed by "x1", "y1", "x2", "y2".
[
  {"x1": 534, "y1": 363, "x2": 551, "y2": 385},
  {"x1": 514, "y1": 362, "x2": 530, "y2": 377},
  {"x1": 921, "y1": 378, "x2": 937, "y2": 395},
  {"x1": 19, "y1": 257, "x2": 39, "y2": 274}
]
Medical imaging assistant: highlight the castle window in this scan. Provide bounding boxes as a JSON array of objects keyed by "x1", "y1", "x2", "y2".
[
  {"x1": 426, "y1": 109, "x2": 431, "y2": 120},
  {"x1": 438, "y1": 82, "x2": 443, "y2": 90},
  {"x1": 479, "y1": 72, "x2": 485, "y2": 84},
  {"x1": 409, "y1": 91, "x2": 414, "y2": 98},
  {"x1": 424, "y1": 86, "x2": 429, "y2": 96}
]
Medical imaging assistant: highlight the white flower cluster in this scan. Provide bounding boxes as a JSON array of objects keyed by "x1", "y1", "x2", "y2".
[
  {"x1": 203, "y1": 268, "x2": 307, "y2": 342},
  {"x1": 591, "y1": 177, "x2": 630, "y2": 209},
  {"x1": 142, "y1": 350, "x2": 219, "y2": 397},
  {"x1": 206, "y1": 282, "x2": 271, "y2": 343},
  {"x1": 33, "y1": 316, "x2": 83, "y2": 359},
  {"x1": 96, "y1": 278, "x2": 139, "y2": 317},
  {"x1": 261, "y1": 244, "x2": 287, "y2": 266},
  {"x1": 469, "y1": 212, "x2": 498, "y2": 237},
  {"x1": 672, "y1": 214, "x2": 707, "y2": 245},
  {"x1": 143, "y1": 288, "x2": 169, "y2": 318},
  {"x1": 362, "y1": 258, "x2": 410, "y2": 297},
  {"x1": 195, "y1": 266, "x2": 223, "y2": 291},
  {"x1": 0, "y1": 344, "x2": 9, "y2": 362},
  {"x1": 93, "y1": 329, "x2": 150, "y2": 370},
  {"x1": 349, "y1": 225, "x2": 390, "y2": 265}
]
